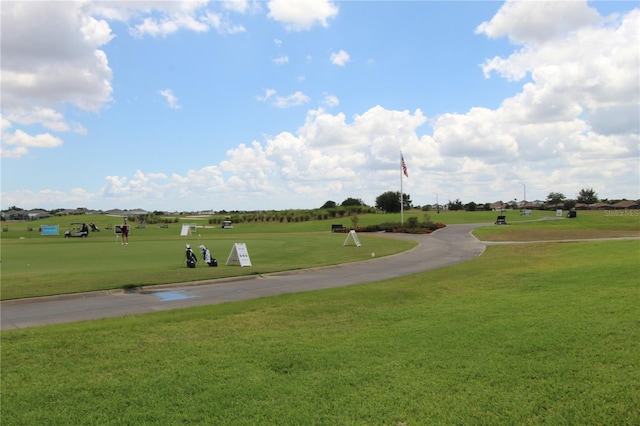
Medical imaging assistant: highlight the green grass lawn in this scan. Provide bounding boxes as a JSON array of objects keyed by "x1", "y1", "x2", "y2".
[
  {"x1": 2, "y1": 240, "x2": 638, "y2": 424},
  {"x1": 2, "y1": 210, "x2": 638, "y2": 300},
  {"x1": 2, "y1": 212, "x2": 423, "y2": 300},
  {"x1": 1, "y1": 232, "x2": 415, "y2": 300},
  {"x1": 474, "y1": 210, "x2": 640, "y2": 241},
  {"x1": 0, "y1": 208, "x2": 565, "y2": 238}
]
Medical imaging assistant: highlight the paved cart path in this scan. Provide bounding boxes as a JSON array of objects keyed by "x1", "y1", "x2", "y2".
[{"x1": 12, "y1": 222, "x2": 633, "y2": 331}]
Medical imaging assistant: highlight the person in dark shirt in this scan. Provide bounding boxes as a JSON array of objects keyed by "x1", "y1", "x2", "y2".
[{"x1": 121, "y1": 218, "x2": 129, "y2": 245}]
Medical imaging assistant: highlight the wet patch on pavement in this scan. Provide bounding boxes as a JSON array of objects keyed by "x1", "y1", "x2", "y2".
[{"x1": 152, "y1": 291, "x2": 197, "y2": 301}]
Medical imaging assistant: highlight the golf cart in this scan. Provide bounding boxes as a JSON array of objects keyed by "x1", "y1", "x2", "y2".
[{"x1": 64, "y1": 222, "x2": 89, "y2": 238}]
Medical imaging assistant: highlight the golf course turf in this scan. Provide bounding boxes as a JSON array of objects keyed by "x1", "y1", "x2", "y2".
[{"x1": 1, "y1": 210, "x2": 638, "y2": 424}]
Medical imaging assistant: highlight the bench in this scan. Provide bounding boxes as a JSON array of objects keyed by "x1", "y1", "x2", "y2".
[
  {"x1": 495, "y1": 215, "x2": 507, "y2": 225},
  {"x1": 331, "y1": 224, "x2": 345, "y2": 232},
  {"x1": 160, "y1": 224, "x2": 169, "y2": 228}
]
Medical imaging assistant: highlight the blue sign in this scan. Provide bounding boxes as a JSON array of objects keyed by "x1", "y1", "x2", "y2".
[{"x1": 40, "y1": 225, "x2": 59, "y2": 236}]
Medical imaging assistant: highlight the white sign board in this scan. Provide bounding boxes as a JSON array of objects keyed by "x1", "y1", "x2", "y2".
[
  {"x1": 343, "y1": 230, "x2": 361, "y2": 247},
  {"x1": 556, "y1": 209, "x2": 563, "y2": 217},
  {"x1": 226, "y1": 243, "x2": 252, "y2": 267},
  {"x1": 180, "y1": 223, "x2": 196, "y2": 236}
]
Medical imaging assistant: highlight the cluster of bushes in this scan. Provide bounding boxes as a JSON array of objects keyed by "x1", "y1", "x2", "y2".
[
  {"x1": 345, "y1": 216, "x2": 446, "y2": 234},
  {"x1": 136, "y1": 215, "x2": 179, "y2": 224},
  {"x1": 209, "y1": 206, "x2": 378, "y2": 225}
]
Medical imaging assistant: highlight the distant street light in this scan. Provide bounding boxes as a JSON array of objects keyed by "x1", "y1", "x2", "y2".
[{"x1": 519, "y1": 182, "x2": 526, "y2": 204}]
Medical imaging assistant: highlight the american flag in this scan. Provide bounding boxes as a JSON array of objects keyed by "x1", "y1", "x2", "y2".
[{"x1": 401, "y1": 154, "x2": 408, "y2": 177}]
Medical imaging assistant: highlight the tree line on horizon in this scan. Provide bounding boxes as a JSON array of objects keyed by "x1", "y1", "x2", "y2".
[{"x1": 3, "y1": 187, "x2": 636, "y2": 218}]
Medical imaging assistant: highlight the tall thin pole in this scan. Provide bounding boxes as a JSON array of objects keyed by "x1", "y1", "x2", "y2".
[{"x1": 400, "y1": 152, "x2": 404, "y2": 225}]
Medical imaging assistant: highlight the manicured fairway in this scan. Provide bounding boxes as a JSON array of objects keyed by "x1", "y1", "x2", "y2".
[
  {"x1": 1, "y1": 232, "x2": 415, "y2": 300},
  {"x1": 3, "y1": 213, "x2": 423, "y2": 300},
  {"x1": 1, "y1": 240, "x2": 638, "y2": 424},
  {"x1": 2, "y1": 210, "x2": 638, "y2": 300},
  {"x1": 474, "y1": 210, "x2": 639, "y2": 241}
]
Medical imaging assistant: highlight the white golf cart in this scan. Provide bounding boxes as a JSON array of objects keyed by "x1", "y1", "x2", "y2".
[{"x1": 64, "y1": 222, "x2": 89, "y2": 238}]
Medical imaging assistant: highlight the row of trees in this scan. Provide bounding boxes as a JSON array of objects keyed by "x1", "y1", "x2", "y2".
[
  {"x1": 546, "y1": 188, "x2": 598, "y2": 206},
  {"x1": 320, "y1": 197, "x2": 368, "y2": 209},
  {"x1": 438, "y1": 188, "x2": 602, "y2": 212},
  {"x1": 1, "y1": 188, "x2": 615, "y2": 218},
  {"x1": 210, "y1": 205, "x2": 378, "y2": 225},
  {"x1": 321, "y1": 193, "x2": 413, "y2": 214},
  {"x1": 343, "y1": 188, "x2": 605, "y2": 214}
]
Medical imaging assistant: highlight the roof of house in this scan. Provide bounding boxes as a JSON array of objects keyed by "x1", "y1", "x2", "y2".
[{"x1": 611, "y1": 200, "x2": 639, "y2": 208}]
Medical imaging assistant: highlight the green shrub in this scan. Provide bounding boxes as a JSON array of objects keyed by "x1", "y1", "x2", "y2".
[{"x1": 349, "y1": 220, "x2": 445, "y2": 234}]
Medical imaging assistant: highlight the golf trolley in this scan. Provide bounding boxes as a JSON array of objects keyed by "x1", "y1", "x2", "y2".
[{"x1": 199, "y1": 245, "x2": 218, "y2": 267}]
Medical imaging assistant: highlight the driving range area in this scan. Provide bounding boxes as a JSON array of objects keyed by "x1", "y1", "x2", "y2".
[{"x1": 1, "y1": 210, "x2": 639, "y2": 424}]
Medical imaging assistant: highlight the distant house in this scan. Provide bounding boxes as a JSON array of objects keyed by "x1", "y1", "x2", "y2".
[
  {"x1": 55, "y1": 208, "x2": 88, "y2": 216},
  {"x1": 27, "y1": 209, "x2": 52, "y2": 220},
  {"x1": 1, "y1": 209, "x2": 29, "y2": 221},
  {"x1": 520, "y1": 201, "x2": 543, "y2": 209},
  {"x1": 105, "y1": 208, "x2": 149, "y2": 217},
  {"x1": 575, "y1": 202, "x2": 612, "y2": 210},
  {"x1": 127, "y1": 209, "x2": 149, "y2": 216},
  {"x1": 611, "y1": 200, "x2": 640, "y2": 209},
  {"x1": 1, "y1": 209, "x2": 52, "y2": 221},
  {"x1": 489, "y1": 200, "x2": 524, "y2": 210}
]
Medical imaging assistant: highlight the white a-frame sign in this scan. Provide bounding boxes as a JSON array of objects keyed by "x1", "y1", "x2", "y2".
[
  {"x1": 226, "y1": 243, "x2": 252, "y2": 267},
  {"x1": 343, "y1": 230, "x2": 361, "y2": 247}
]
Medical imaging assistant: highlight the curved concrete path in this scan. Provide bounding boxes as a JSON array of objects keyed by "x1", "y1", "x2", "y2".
[{"x1": 0, "y1": 223, "x2": 524, "y2": 330}]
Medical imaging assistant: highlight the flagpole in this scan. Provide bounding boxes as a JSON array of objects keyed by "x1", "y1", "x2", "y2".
[{"x1": 400, "y1": 151, "x2": 404, "y2": 225}]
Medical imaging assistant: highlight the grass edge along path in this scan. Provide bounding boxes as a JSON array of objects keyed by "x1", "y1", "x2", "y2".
[{"x1": 2, "y1": 240, "x2": 638, "y2": 424}]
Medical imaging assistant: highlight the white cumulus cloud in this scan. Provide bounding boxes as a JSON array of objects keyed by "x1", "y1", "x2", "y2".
[
  {"x1": 267, "y1": 0, "x2": 338, "y2": 31},
  {"x1": 330, "y1": 49, "x2": 350, "y2": 66}
]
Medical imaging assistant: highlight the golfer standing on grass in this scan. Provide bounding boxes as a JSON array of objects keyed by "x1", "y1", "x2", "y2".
[{"x1": 121, "y1": 218, "x2": 129, "y2": 245}]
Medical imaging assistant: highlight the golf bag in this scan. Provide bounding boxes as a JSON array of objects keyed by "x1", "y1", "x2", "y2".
[
  {"x1": 199, "y1": 245, "x2": 218, "y2": 267},
  {"x1": 185, "y1": 245, "x2": 197, "y2": 268}
]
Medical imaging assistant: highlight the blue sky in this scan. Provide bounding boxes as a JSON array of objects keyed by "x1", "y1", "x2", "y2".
[{"x1": 2, "y1": 0, "x2": 638, "y2": 212}]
